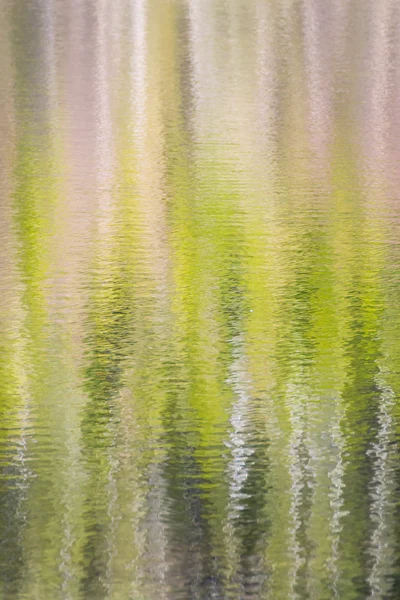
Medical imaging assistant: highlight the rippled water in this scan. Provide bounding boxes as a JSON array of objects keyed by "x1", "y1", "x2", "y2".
[{"x1": 1, "y1": 1, "x2": 400, "y2": 598}]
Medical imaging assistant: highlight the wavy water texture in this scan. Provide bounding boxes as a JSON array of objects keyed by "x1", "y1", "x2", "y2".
[{"x1": 0, "y1": 1, "x2": 400, "y2": 599}]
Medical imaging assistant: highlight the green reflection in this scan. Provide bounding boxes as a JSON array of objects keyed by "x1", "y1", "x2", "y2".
[{"x1": 0, "y1": 1, "x2": 400, "y2": 599}]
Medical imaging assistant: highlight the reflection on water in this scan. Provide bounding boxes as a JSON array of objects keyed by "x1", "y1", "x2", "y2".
[{"x1": 1, "y1": 0, "x2": 400, "y2": 598}]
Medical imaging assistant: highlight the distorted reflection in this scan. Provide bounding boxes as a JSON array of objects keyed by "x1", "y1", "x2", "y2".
[{"x1": 1, "y1": 1, "x2": 400, "y2": 599}]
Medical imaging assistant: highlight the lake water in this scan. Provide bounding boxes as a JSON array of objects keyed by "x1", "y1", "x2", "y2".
[{"x1": 1, "y1": 1, "x2": 400, "y2": 598}]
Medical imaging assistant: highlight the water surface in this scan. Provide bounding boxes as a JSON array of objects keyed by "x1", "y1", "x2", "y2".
[{"x1": 1, "y1": 1, "x2": 400, "y2": 598}]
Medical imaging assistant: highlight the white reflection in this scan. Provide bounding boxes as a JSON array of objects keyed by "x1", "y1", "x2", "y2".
[{"x1": 368, "y1": 371, "x2": 397, "y2": 599}]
